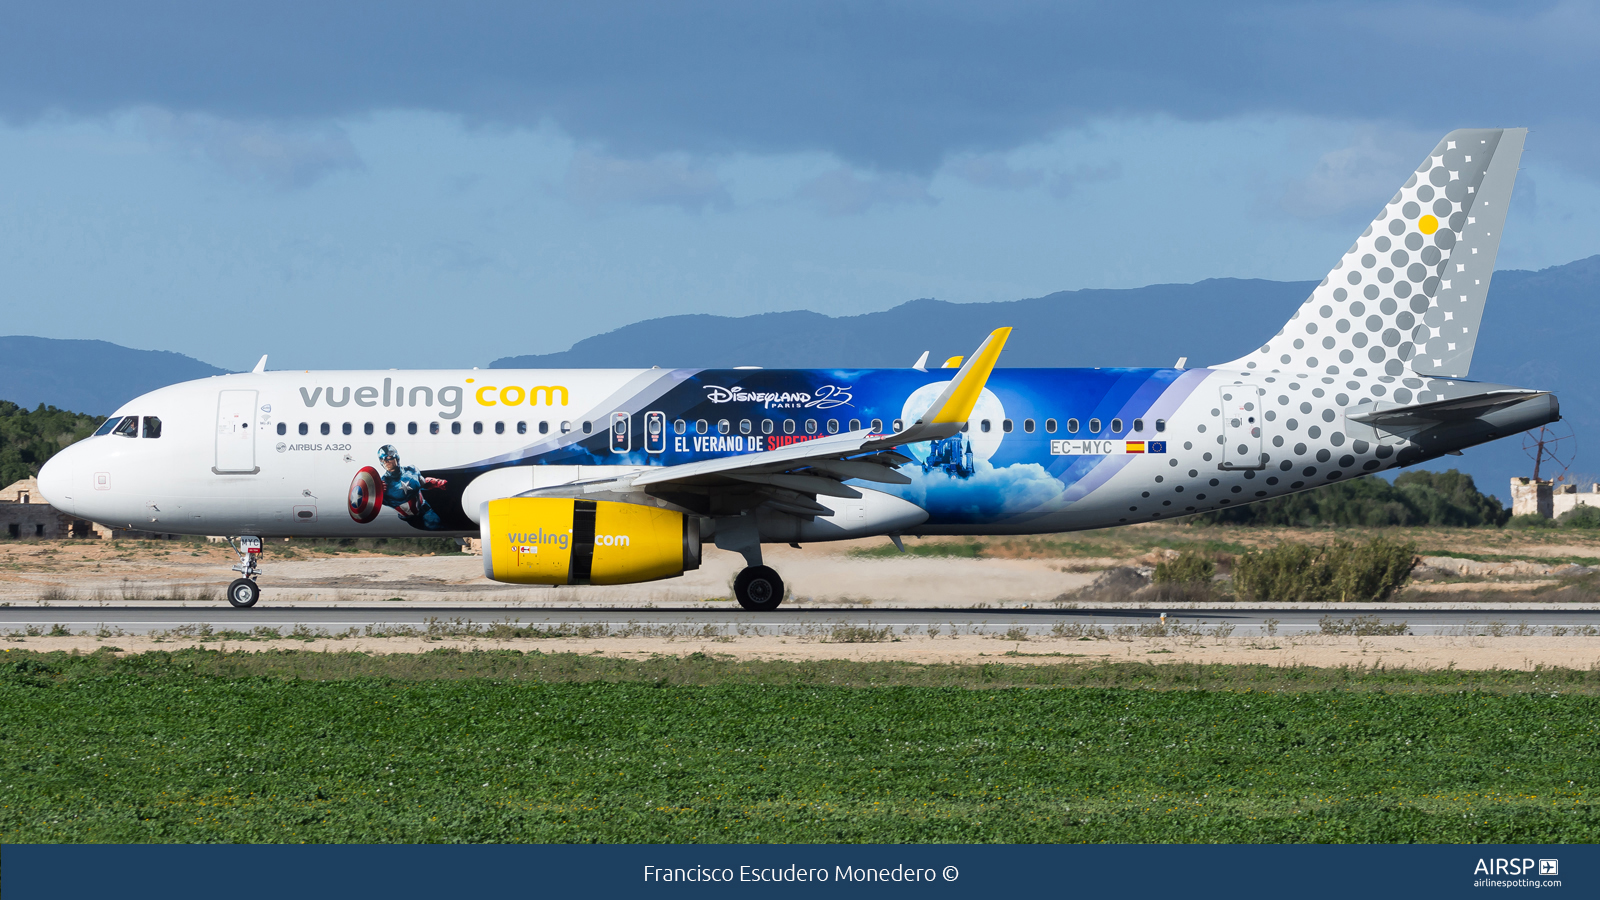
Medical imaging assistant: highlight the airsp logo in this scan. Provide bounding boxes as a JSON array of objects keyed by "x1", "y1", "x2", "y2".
[{"x1": 276, "y1": 443, "x2": 287, "y2": 453}]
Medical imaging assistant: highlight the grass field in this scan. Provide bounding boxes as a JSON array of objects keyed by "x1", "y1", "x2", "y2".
[{"x1": 3, "y1": 649, "x2": 1597, "y2": 843}]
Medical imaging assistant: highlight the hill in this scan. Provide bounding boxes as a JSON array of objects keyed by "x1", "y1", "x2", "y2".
[
  {"x1": 0, "y1": 337, "x2": 228, "y2": 415},
  {"x1": 491, "y1": 278, "x2": 1314, "y2": 370}
]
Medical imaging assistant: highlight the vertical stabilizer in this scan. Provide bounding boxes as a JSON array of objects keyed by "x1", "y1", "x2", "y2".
[{"x1": 1223, "y1": 128, "x2": 1525, "y2": 379}]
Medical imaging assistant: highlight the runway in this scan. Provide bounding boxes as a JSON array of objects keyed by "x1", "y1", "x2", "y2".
[{"x1": 5, "y1": 605, "x2": 1600, "y2": 636}]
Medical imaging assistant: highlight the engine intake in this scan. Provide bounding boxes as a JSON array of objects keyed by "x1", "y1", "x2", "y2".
[{"x1": 482, "y1": 497, "x2": 700, "y2": 585}]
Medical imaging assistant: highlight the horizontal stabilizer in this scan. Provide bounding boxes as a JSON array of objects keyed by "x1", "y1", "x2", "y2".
[{"x1": 1347, "y1": 390, "x2": 1548, "y2": 429}]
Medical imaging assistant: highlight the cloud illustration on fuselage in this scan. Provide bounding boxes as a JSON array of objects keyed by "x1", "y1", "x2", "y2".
[{"x1": 889, "y1": 459, "x2": 1064, "y2": 523}]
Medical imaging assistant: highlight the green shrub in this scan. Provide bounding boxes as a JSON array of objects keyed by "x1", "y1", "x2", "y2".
[
  {"x1": 1153, "y1": 550, "x2": 1216, "y2": 584},
  {"x1": 1232, "y1": 536, "x2": 1416, "y2": 602},
  {"x1": 1557, "y1": 505, "x2": 1600, "y2": 528},
  {"x1": 1325, "y1": 536, "x2": 1417, "y2": 603},
  {"x1": 1507, "y1": 513, "x2": 1557, "y2": 529}
]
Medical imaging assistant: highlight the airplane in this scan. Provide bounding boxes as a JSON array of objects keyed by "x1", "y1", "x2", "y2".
[{"x1": 36, "y1": 128, "x2": 1556, "y2": 611}]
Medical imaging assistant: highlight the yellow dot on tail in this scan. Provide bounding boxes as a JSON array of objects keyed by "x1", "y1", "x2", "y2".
[{"x1": 1418, "y1": 214, "x2": 1439, "y2": 235}]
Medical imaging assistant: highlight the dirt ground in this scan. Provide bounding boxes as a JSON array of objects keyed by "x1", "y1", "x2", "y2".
[
  {"x1": 9, "y1": 631, "x2": 1600, "y2": 672},
  {"x1": 5, "y1": 524, "x2": 1600, "y2": 608}
]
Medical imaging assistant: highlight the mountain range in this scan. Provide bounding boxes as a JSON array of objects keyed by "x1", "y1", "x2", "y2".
[{"x1": 5, "y1": 254, "x2": 1597, "y2": 501}]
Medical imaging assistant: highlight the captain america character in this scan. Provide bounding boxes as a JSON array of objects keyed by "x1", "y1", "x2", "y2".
[{"x1": 377, "y1": 444, "x2": 448, "y2": 530}]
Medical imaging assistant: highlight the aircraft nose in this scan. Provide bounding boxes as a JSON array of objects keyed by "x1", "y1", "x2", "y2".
[{"x1": 37, "y1": 448, "x2": 75, "y2": 515}]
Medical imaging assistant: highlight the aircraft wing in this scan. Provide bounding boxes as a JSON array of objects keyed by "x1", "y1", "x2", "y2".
[{"x1": 544, "y1": 327, "x2": 1012, "y2": 518}]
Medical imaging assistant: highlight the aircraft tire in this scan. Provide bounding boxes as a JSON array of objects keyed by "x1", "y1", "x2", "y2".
[
  {"x1": 227, "y1": 578, "x2": 261, "y2": 609},
  {"x1": 734, "y1": 566, "x2": 784, "y2": 611}
]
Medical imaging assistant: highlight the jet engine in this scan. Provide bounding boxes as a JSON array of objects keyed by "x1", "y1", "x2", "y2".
[{"x1": 481, "y1": 497, "x2": 700, "y2": 585}]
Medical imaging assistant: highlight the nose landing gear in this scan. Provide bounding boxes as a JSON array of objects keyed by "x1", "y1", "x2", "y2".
[{"x1": 226, "y1": 535, "x2": 263, "y2": 608}]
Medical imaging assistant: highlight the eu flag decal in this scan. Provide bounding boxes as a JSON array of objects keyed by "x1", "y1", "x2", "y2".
[{"x1": 1148, "y1": 441, "x2": 1167, "y2": 453}]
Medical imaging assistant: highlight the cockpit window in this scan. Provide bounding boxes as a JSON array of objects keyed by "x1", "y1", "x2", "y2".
[
  {"x1": 142, "y1": 416, "x2": 162, "y2": 438},
  {"x1": 93, "y1": 417, "x2": 123, "y2": 437},
  {"x1": 112, "y1": 417, "x2": 139, "y2": 438}
]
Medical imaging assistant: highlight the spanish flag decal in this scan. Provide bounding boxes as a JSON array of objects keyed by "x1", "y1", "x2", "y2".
[{"x1": 1125, "y1": 441, "x2": 1145, "y2": 453}]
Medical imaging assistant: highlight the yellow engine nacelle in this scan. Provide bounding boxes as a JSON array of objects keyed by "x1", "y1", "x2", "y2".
[{"x1": 481, "y1": 497, "x2": 701, "y2": 585}]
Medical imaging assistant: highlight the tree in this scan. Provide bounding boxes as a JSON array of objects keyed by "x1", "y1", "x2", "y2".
[
  {"x1": 1189, "y1": 469, "x2": 1509, "y2": 527},
  {"x1": 0, "y1": 401, "x2": 105, "y2": 486}
]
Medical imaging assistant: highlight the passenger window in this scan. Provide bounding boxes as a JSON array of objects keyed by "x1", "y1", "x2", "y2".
[
  {"x1": 386, "y1": 422, "x2": 395, "y2": 435},
  {"x1": 980, "y1": 419, "x2": 991, "y2": 433},
  {"x1": 342, "y1": 422, "x2": 352, "y2": 436},
  {"x1": 739, "y1": 419, "x2": 752, "y2": 435},
  {"x1": 539, "y1": 421, "x2": 550, "y2": 435},
  {"x1": 473, "y1": 422, "x2": 483, "y2": 435},
  {"x1": 1110, "y1": 418, "x2": 1123, "y2": 434},
  {"x1": 871, "y1": 419, "x2": 883, "y2": 433},
  {"x1": 1002, "y1": 419, "x2": 1013, "y2": 433},
  {"x1": 495, "y1": 422, "x2": 505, "y2": 435},
  {"x1": 452, "y1": 422, "x2": 462, "y2": 435},
  {"x1": 783, "y1": 419, "x2": 795, "y2": 434},
  {"x1": 1156, "y1": 418, "x2": 1166, "y2": 433},
  {"x1": 112, "y1": 416, "x2": 139, "y2": 438},
  {"x1": 560, "y1": 421, "x2": 571, "y2": 433},
  {"x1": 321, "y1": 423, "x2": 331, "y2": 436},
  {"x1": 718, "y1": 419, "x2": 731, "y2": 435},
  {"x1": 961, "y1": 422, "x2": 969, "y2": 433},
  {"x1": 142, "y1": 416, "x2": 161, "y2": 437},
  {"x1": 517, "y1": 422, "x2": 527, "y2": 435},
  {"x1": 1132, "y1": 418, "x2": 1144, "y2": 433},
  {"x1": 1089, "y1": 418, "x2": 1102, "y2": 434},
  {"x1": 674, "y1": 419, "x2": 686, "y2": 435},
  {"x1": 848, "y1": 418, "x2": 860, "y2": 432},
  {"x1": 1045, "y1": 418, "x2": 1057, "y2": 434},
  {"x1": 363, "y1": 423, "x2": 374, "y2": 436},
  {"x1": 761, "y1": 419, "x2": 774, "y2": 435},
  {"x1": 1023, "y1": 418, "x2": 1035, "y2": 434},
  {"x1": 582, "y1": 421, "x2": 592, "y2": 434},
  {"x1": 805, "y1": 419, "x2": 818, "y2": 434},
  {"x1": 826, "y1": 419, "x2": 839, "y2": 434},
  {"x1": 696, "y1": 419, "x2": 708, "y2": 435},
  {"x1": 408, "y1": 422, "x2": 418, "y2": 435},
  {"x1": 430, "y1": 422, "x2": 440, "y2": 435},
  {"x1": 1067, "y1": 418, "x2": 1079, "y2": 434},
  {"x1": 299, "y1": 423, "x2": 309, "y2": 436},
  {"x1": 892, "y1": 419, "x2": 903, "y2": 432},
  {"x1": 277, "y1": 423, "x2": 287, "y2": 436}
]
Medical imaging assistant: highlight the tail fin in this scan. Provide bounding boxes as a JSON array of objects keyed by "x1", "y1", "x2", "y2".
[{"x1": 1224, "y1": 128, "x2": 1526, "y2": 379}]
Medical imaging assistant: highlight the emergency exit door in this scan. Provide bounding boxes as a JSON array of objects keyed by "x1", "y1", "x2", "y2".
[
  {"x1": 609, "y1": 411, "x2": 631, "y2": 453},
  {"x1": 214, "y1": 390, "x2": 259, "y2": 474},
  {"x1": 1220, "y1": 386, "x2": 1265, "y2": 470},
  {"x1": 644, "y1": 411, "x2": 666, "y2": 454}
]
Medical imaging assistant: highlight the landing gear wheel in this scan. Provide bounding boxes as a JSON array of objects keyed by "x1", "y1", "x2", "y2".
[
  {"x1": 734, "y1": 565, "x2": 784, "y2": 611},
  {"x1": 227, "y1": 578, "x2": 260, "y2": 609}
]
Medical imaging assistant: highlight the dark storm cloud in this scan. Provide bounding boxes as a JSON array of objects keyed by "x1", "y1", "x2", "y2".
[{"x1": 1, "y1": 1, "x2": 1593, "y2": 173}]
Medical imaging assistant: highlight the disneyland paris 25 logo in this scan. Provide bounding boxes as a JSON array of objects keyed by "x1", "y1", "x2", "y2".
[{"x1": 704, "y1": 384, "x2": 853, "y2": 410}]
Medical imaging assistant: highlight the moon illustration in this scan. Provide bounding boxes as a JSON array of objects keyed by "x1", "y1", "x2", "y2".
[{"x1": 899, "y1": 383, "x2": 1006, "y2": 465}]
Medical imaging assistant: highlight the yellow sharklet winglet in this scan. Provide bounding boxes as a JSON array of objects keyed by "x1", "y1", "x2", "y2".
[
  {"x1": 941, "y1": 356, "x2": 964, "y2": 369},
  {"x1": 919, "y1": 327, "x2": 1012, "y2": 426}
]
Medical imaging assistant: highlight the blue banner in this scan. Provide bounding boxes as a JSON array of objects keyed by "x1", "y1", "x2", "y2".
[{"x1": 3, "y1": 843, "x2": 1591, "y2": 898}]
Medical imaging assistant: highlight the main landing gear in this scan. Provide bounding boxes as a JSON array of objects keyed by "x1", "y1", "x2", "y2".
[
  {"x1": 733, "y1": 565, "x2": 784, "y2": 612},
  {"x1": 226, "y1": 535, "x2": 263, "y2": 608},
  {"x1": 713, "y1": 515, "x2": 786, "y2": 611}
]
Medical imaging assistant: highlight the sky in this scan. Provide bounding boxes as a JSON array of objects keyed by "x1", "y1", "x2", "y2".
[{"x1": 2, "y1": 1, "x2": 1599, "y2": 373}]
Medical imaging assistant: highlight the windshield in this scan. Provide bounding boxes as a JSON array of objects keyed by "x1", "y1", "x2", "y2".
[{"x1": 93, "y1": 416, "x2": 126, "y2": 437}]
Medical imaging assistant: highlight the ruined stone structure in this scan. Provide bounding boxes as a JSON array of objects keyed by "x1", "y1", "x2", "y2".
[
  {"x1": 0, "y1": 477, "x2": 179, "y2": 540},
  {"x1": 1510, "y1": 477, "x2": 1600, "y2": 519}
]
